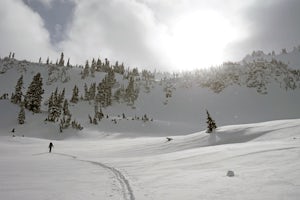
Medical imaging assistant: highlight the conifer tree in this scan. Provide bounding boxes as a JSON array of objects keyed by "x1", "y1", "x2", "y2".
[
  {"x1": 82, "y1": 61, "x2": 90, "y2": 79},
  {"x1": 96, "y1": 58, "x2": 102, "y2": 71},
  {"x1": 47, "y1": 92, "x2": 60, "y2": 121},
  {"x1": 125, "y1": 76, "x2": 138, "y2": 105},
  {"x1": 11, "y1": 75, "x2": 23, "y2": 105},
  {"x1": 59, "y1": 114, "x2": 72, "y2": 131},
  {"x1": 24, "y1": 73, "x2": 44, "y2": 113},
  {"x1": 84, "y1": 83, "x2": 89, "y2": 101},
  {"x1": 88, "y1": 83, "x2": 96, "y2": 100},
  {"x1": 59, "y1": 52, "x2": 64, "y2": 66},
  {"x1": 59, "y1": 88, "x2": 65, "y2": 105},
  {"x1": 67, "y1": 58, "x2": 70, "y2": 67},
  {"x1": 71, "y1": 119, "x2": 83, "y2": 130},
  {"x1": 18, "y1": 104, "x2": 25, "y2": 124},
  {"x1": 47, "y1": 93, "x2": 55, "y2": 121},
  {"x1": 70, "y1": 85, "x2": 79, "y2": 103},
  {"x1": 94, "y1": 102, "x2": 104, "y2": 121},
  {"x1": 206, "y1": 110, "x2": 217, "y2": 133},
  {"x1": 47, "y1": 88, "x2": 64, "y2": 122},
  {"x1": 90, "y1": 58, "x2": 96, "y2": 77},
  {"x1": 62, "y1": 99, "x2": 71, "y2": 116}
]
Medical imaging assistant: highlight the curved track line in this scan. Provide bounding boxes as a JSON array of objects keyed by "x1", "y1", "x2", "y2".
[{"x1": 52, "y1": 153, "x2": 135, "y2": 200}]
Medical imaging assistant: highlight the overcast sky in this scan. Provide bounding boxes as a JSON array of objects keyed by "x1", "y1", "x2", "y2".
[{"x1": 1, "y1": 0, "x2": 300, "y2": 71}]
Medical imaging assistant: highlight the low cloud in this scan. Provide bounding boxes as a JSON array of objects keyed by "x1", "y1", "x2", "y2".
[
  {"x1": 0, "y1": 0, "x2": 57, "y2": 61},
  {"x1": 1, "y1": 0, "x2": 300, "y2": 71},
  {"x1": 59, "y1": 0, "x2": 169, "y2": 70}
]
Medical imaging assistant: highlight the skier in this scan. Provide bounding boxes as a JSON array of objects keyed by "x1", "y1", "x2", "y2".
[{"x1": 48, "y1": 142, "x2": 54, "y2": 153}]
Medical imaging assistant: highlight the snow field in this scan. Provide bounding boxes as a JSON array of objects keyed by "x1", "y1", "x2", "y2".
[{"x1": 1, "y1": 119, "x2": 300, "y2": 199}]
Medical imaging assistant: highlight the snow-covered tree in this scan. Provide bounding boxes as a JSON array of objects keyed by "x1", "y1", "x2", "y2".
[
  {"x1": 66, "y1": 58, "x2": 70, "y2": 67},
  {"x1": 206, "y1": 110, "x2": 217, "y2": 133},
  {"x1": 81, "y1": 61, "x2": 90, "y2": 79},
  {"x1": 11, "y1": 75, "x2": 23, "y2": 105},
  {"x1": 96, "y1": 77, "x2": 112, "y2": 107},
  {"x1": 94, "y1": 102, "x2": 104, "y2": 121},
  {"x1": 18, "y1": 104, "x2": 25, "y2": 124},
  {"x1": 90, "y1": 59, "x2": 96, "y2": 77},
  {"x1": 59, "y1": 114, "x2": 72, "y2": 131},
  {"x1": 70, "y1": 85, "x2": 79, "y2": 103},
  {"x1": 62, "y1": 99, "x2": 71, "y2": 116},
  {"x1": 24, "y1": 73, "x2": 44, "y2": 113},
  {"x1": 59, "y1": 52, "x2": 64, "y2": 66},
  {"x1": 47, "y1": 88, "x2": 64, "y2": 122},
  {"x1": 71, "y1": 120, "x2": 83, "y2": 130},
  {"x1": 125, "y1": 76, "x2": 139, "y2": 105},
  {"x1": 84, "y1": 83, "x2": 89, "y2": 101},
  {"x1": 88, "y1": 83, "x2": 96, "y2": 100}
]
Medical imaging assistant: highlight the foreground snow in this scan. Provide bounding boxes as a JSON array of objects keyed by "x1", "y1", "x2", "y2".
[{"x1": 1, "y1": 119, "x2": 300, "y2": 200}]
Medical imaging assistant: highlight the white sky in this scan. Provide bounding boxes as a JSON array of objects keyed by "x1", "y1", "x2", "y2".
[{"x1": 1, "y1": 0, "x2": 300, "y2": 71}]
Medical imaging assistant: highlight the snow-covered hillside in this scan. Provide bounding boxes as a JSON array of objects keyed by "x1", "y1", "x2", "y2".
[{"x1": 1, "y1": 48, "x2": 300, "y2": 138}]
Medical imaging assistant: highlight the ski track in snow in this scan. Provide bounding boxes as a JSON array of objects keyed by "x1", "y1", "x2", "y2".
[{"x1": 50, "y1": 153, "x2": 135, "y2": 200}]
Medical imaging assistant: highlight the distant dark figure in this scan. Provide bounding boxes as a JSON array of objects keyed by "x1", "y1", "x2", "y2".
[
  {"x1": 11, "y1": 128, "x2": 15, "y2": 133},
  {"x1": 49, "y1": 142, "x2": 54, "y2": 153},
  {"x1": 166, "y1": 137, "x2": 173, "y2": 142}
]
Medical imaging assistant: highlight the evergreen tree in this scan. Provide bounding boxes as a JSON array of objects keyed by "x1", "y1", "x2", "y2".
[
  {"x1": 18, "y1": 104, "x2": 25, "y2": 124},
  {"x1": 125, "y1": 76, "x2": 139, "y2": 105},
  {"x1": 70, "y1": 85, "x2": 79, "y2": 103},
  {"x1": 94, "y1": 102, "x2": 104, "y2": 121},
  {"x1": 66, "y1": 58, "x2": 70, "y2": 67},
  {"x1": 206, "y1": 110, "x2": 217, "y2": 133},
  {"x1": 59, "y1": 88, "x2": 65, "y2": 105},
  {"x1": 47, "y1": 88, "x2": 64, "y2": 122},
  {"x1": 88, "y1": 83, "x2": 96, "y2": 100},
  {"x1": 59, "y1": 114, "x2": 72, "y2": 131},
  {"x1": 24, "y1": 73, "x2": 44, "y2": 113},
  {"x1": 59, "y1": 52, "x2": 65, "y2": 66},
  {"x1": 47, "y1": 93, "x2": 55, "y2": 121},
  {"x1": 96, "y1": 58, "x2": 102, "y2": 71},
  {"x1": 11, "y1": 75, "x2": 23, "y2": 104},
  {"x1": 90, "y1": 58, "x2": 96, "y2": 77},
  {"x1": 84, "y1": 83, "x2": 89, "y2": 101},
  {"x1": 71, "y1": 119, "x2": 83, "y2": 130},
  {"x1": 82, "y1": 60, "x2": 90, "y2": 79},
  {"x1": 62, "y1": 99, "x2": 71, "y2": 116},
  {"x1": 47, "y1": 92, "x2": 60, "y2": 121}
]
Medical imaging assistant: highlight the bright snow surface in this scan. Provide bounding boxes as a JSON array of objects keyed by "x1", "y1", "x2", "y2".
[{"x1": 1, "y1": 119, "x2": 300, "y2": 200}]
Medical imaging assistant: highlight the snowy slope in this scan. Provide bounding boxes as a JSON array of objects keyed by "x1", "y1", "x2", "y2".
[
  {"x1": 1, "y1": 51, "x2": 300, "y2": 138},
  {"x1": 1, "y1": 119, "x2": 300, "y2": 200}
]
